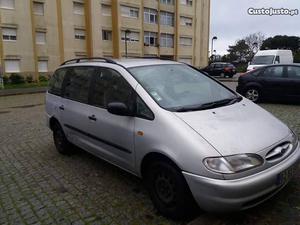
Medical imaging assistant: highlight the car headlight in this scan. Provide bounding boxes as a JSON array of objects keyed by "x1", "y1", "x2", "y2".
[{"x1": 204, "y1": 154, "x2": 263, "y2": 174}]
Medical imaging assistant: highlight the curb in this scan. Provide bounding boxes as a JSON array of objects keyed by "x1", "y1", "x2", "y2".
[{"x1": 0, "y1": 87, "x2": 47, "y2": 97}]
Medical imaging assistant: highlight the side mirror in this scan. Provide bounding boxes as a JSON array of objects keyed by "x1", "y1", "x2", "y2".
[{"x1": 107, "y1": 102, "x2": 133, "y2": 116}]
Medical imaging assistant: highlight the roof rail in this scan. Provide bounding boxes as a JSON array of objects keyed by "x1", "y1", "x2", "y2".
[{"x1": 60, "y1": 57, "x2": 117, "y2": 66}]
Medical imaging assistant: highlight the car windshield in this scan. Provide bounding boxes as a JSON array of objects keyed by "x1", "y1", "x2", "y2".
[
  {"x1": 129, "y1": 64, "x2": 239, "y2": 112},
  {"x1": 251, "y1": 55, "x2": 275, "y2": 65}
]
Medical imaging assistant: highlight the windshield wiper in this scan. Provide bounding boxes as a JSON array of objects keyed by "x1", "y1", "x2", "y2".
[{"x1": 174, "y1": 96, "x2": 242, "y2": 112}]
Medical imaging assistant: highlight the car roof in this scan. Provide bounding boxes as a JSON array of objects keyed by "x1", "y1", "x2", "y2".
[{"x1": 60, "y1": 58, "x2": 181, "y2": 69}]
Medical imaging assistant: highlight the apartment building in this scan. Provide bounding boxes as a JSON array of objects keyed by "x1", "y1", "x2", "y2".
[{"x1": 0, "y1": 0, "x2": 210, "y2": 79}]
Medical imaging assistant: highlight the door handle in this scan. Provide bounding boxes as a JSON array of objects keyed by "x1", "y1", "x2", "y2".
[
  {"x1": 59, "y1": 105, "x2": 64, "y2": 110},
  {"x1": 88, "y1": 115, "x2": 97, "y2": 121}
]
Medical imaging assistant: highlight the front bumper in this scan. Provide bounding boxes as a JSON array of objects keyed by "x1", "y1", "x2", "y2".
[{"x1": 183, "y1": 142, "x2": 300, "y2": 212}]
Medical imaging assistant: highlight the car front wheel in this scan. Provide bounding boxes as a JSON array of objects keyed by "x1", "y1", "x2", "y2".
[
  {"x1": 145, "y1": 160, "x2": 198, "y2": 219},
  {"x1": 245, "y1": 87, "x2": 260, "y2": 102}
]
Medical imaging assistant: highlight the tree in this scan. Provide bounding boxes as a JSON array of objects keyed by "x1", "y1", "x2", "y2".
[
  {"x1": 261, "y1": 35, "x2": 300, "y2": 52},
  {"x1": 244, "y1": 32, "x2": 265, "y2": 58},
  {"x1": 227, "y1": 40, "x2": 250, "y2": 62}
]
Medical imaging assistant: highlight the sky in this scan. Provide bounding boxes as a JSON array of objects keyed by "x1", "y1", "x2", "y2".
[{"x1": 210, "y1": 0, "x2": 300, "y2": 55}]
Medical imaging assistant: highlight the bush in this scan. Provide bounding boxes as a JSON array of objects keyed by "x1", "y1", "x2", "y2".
[
  {"x1": 39, "y1": 75, "x2": 48, "y2": 82},
  {"x1": 3, "y1": 75, "x2": 9, "y2": 84},
  {"x1": 26, "y1": 75, "x2": 34, "y2": 83},
  {"x1": 10, "y1": 73, "x2": 25, "y2": 84}
]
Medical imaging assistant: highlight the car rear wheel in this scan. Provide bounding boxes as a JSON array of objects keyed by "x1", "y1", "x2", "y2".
[
  {"x1": 144, "y1": 160, "x2": 198, "y2": 219},
  {"x1": 245, "y1": 88, "x2": 260, "y2": 102},
  {"x1": 53, "y1": 123, "x2": 74, "y2": 155}
]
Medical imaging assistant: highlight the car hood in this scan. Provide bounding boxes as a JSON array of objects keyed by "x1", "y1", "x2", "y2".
[
  {"x1": 175, "y1": 99, "x2": 290, "y2": 156},
  {"x1": 247, "y1": 64, "x2": 267, "y2": 71}
]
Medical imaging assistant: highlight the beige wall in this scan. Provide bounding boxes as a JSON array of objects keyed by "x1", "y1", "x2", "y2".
[{"x1": 0, "y1": 0, "x2": 210, "y2": 76}]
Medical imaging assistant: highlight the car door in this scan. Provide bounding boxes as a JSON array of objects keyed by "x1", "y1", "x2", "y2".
[
  {"x1": 60, "y1": 66, "x2": 95, "y2": 149},
  {"x1": 286, "y1": 66, "x2": 300, "y2": 98},
  {"x1": 260, "y1": 66, "x2": 288, "y2": 99},
  {"x1": 87, "y1": 67, "x2": 136, "y2": 171},
  {"x1": 213, "y1": 63, "x2": 223, "y2": 76}
]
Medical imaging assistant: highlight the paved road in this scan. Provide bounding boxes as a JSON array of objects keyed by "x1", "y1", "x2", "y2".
[{"x1": 0, "y1": 93, "x2": 299, "y2": 225}]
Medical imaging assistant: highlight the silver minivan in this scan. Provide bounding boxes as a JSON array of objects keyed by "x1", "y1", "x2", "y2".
[{"x1": 46, "y1": 58, "x2": 300, "y2": 219}]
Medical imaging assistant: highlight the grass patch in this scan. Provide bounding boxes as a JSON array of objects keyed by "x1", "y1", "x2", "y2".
[{"x1": 1, "y1": 81, "x2": 48, "y2": 90}]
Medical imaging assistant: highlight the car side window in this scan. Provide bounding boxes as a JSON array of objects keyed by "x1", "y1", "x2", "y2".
[
  {"x1": 287, "y1": 66, "x2": 300, "y2": 79},
  {"x1": 262, "y1": 66, "x2": 284, "y2": 78},
  {"x1": 136, "y1": 96, "x2": 154, "y2": 120},
  {"x1": 63, "y1": 67, "x2": 94, "y2": 103},
  {"x1": 90, "y1": 68, "x2": 134, "y2": 109},
  {"x1": 48, "y1": 68, "x2": 67, "y2": 96}
]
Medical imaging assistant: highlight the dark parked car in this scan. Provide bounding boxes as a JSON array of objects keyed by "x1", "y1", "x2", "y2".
[
  {"x1": 202, "y1": 62, "x2": 236, "y2": 78},
  {"x1": 236, "y1": 64, "x2": 300, "y2": 102}
]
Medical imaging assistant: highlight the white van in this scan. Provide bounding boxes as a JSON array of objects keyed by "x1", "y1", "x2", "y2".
[{"x1": 247, "y1": 50, "x2": 293, "y2": 71}]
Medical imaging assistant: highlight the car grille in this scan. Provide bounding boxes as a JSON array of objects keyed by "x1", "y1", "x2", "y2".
[{"x1": 265, "y1": 142, "x2": 293, "y2": 162}]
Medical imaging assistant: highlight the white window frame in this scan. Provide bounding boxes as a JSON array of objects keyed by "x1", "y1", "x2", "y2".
[
  {"x1": 121, "y1": 5, "x2": 139, "y2": 19},
  {"x1": 180, "y1": 37, "x2": 192, "y2": 46},
  {"x1": 144, "y1": 31, "x2": 158, "y2": 47},
  {"x1": 33, "y1": 1, "x2": 44, "y2": 15},
  {"x1": 38, "y1": 60, "x2": 48, "y2": 72},
  {"x1": 73, "y1": 1, "x2": 84, "y2": 15},
  {"x1": 180, "y1": 0, "x2": 193, "y2": 6},
  {"x1": 121, "y1": 31, "x2": 139, "y2": 43},
  {"x1": 180, "y1": 16, "x2": 193, "y2": 27},
  {"x1": 36, "y1": 32, "x2": 46, "y2": 45},
  {"x1": 160, "y1": 11, "x2": 174, "y2": 26},
  {"x1": 144, "y1": 8, "x2": 158, "y2": 24},
  {"x1": 102, "y1": 30, "x2": 112, "y2": 41},
  {"x1": 0, "y1": 0, "x2": 14, "y2": 9},
  {"x1": 160, "y1": 33, "x2": 174, "y2": 48},
  {"x1": 101, "y1": 4, "x2": 111, "y2": 16},
  {"x1": 74, "y1": 29, "x2": 85, "y2": 40},
  {"x1": 160, "y1": 0, "x2": 174, "y2": 5},
  {"x1": 4, "y1": 59, "x2": 20, "y2": 73},
  {"x1": 2, "y1": 28, "x2": 17, "y2": 41}
]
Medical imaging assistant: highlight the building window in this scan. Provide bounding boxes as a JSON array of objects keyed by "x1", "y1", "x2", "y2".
[
  {"x1": 33, "y1": 1, "x2": 44, "y2": 15},
  {"x1": 181, "y1": 0, "x2": 192, "y2": 6},
  {"x1": 121, "y1": 31, "x2": 139, "y2": 42},
  {"x1": 144, "y1": 31, "x2": 158, "y2": 47},
  {"x1": 160, "y1": 33, "x2": 174, "y2": 48},
  {"x1": 179, "y1": 58, "x2": 192, "y2": 65},
  {"x1": 180, "y1": 16, "x2": 193, "y2": 26},
  {"x1": 102, "y1": 30, "x2": 112, "y2": 41},
  {"x1": 0, "y1": 0, "x2": 14, "y2": 9},
  {"x1": 2, "y1": 28, "x2": 17, "y2": 41},
  {"x1": 38, "y1": 60, "x2": 48, "y2": 72},
  {"x1": 180, "y1": 37, "x2": 192, "y2": 46},
  {"x1": 36, "y1": 32, "x2": 46, "y2": 44},
  {"x1": 160, "y1": 11, "x2": 174, "y2": 26},
  {"x1": 74, "y1": 29, "x2": 85, "y2": 40},
  {"x1": 160, "y1": 0, "x2": 174, "y2": 5},
  {"x1": 121, "y1": 5, "x2": 139, "y2": 18},
  {"x1": 144, "y1": 8, "x2": 157, "y2": 24},
  {"x1": 101, "y1": 4, "x2": 111, "y2": 16},
  {"x1": 73, "y1": 1, "x2": 84, "y2": 15},
  {"x1": 4, "y1": 59, "x2": 20, "y2": 73}
]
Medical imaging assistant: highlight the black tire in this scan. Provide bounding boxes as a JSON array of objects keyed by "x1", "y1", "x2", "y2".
[
  {"x1": 144, "y1": 160, "x2": 198, "y2": 219},
  {"x1": 53, "y1": 123, "x2": 74, "y2": 155},
  {"x1": 245, "y1": 87, "x2": 261, "y2": 103}
]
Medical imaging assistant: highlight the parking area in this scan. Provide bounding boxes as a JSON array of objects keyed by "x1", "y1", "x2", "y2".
[{"x1": 0, "y1": 92, "x2": 299, "y2": 225}]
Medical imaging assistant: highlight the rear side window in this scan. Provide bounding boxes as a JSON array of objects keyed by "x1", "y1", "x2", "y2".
[
  {"x1": 287, "y1": 66, "x2": 300, "y2": 79},
  {"x1": 90, "y1": 68, "x2": 134, "y2": 109},
  {"x1": 48, "y1": 69, "x2": 67, "y2": 96},
  {"x1": 63, "y1": 67, "x2": 94, "y2": 103}
]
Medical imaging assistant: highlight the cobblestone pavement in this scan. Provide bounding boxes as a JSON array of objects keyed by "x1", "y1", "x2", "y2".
[{"x1": 0, "y1": 93, "x2": 299, "y2": 225}]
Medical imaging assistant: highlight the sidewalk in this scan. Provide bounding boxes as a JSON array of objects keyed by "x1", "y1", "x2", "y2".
[{"x1": 0, "y1": 87, "x2": 47, "y2": 97}]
